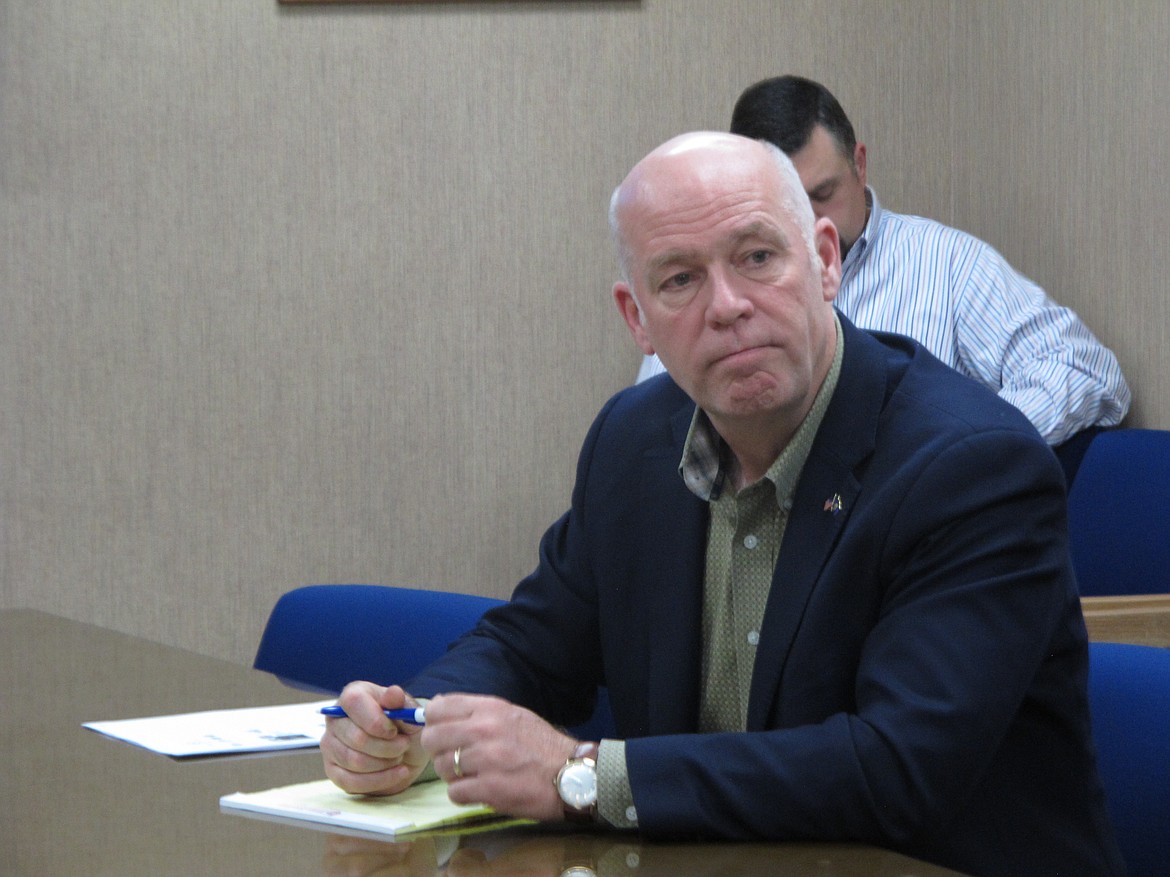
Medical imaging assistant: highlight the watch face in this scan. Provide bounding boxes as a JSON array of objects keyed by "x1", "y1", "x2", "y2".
[
  {"x1": 557, "y1": 761, "x2": 597, "y2": 809},
  {"x1": 561, "y1": 868, "x2": 597, "y2": 877}
]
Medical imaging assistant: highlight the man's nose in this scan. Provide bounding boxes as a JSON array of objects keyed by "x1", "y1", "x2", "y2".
[{"x1": 706, "y1": 267, "x2": 753, "y2": 325}]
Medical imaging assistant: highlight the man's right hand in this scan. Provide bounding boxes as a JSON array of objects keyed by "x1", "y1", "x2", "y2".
[{"x1": 320, "y1": 681, "x2": 429, "y2": 795}]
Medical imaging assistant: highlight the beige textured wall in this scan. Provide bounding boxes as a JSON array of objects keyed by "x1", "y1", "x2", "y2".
[{"x1": 3, "y1": 0, "x2": 1166, "y2": 665}]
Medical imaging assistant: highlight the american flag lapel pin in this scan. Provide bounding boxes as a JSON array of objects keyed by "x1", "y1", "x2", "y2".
[{"x1": 823, "y1": 493, "x2": 843, "y2": 515}]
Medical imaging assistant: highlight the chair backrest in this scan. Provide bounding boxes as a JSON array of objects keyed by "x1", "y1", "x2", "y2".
[
  {"x1": 254, "y1": 584, "x2": 505, "y2": 695},
  {"x1": 1067, "y1": 428, "x2": 1170, "y2": 596},
  {"x1": 1088, "y1": 642, "x2": 1170, "y2": 877},
  {"x1": 254, "y1": 584, "x2": 616, "y2": 739}
]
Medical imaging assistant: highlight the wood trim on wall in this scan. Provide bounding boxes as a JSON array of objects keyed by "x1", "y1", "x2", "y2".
[{"x1": 1082, "y1": 595, "x2": 1170, "y2": 648}]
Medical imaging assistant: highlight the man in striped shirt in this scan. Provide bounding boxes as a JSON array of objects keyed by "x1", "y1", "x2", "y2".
[{"x1": 636, "y1": 75, "x2": 1130, "y2": 484}]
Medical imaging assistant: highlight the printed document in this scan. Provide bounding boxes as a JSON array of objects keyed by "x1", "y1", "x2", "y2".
[{"x1": 83, "y1": 699, "x2": 334, "y2": 758}]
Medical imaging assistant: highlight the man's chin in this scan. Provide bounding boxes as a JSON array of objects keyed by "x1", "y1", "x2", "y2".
[{"x1": 708, "y1": 374, "x2": 788, "y2": 415}]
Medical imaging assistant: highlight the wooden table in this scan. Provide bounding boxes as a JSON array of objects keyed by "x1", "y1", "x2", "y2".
[{"x1": 0, "y1": 609, "x2": 967, "y2": 876}]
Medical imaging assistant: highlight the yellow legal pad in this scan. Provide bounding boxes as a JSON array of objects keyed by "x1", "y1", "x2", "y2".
[{"x1": 221, "y1": 778, "x2": 516, "y2": 839}]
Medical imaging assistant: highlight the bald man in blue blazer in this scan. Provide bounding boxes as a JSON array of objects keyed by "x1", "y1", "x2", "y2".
[{"x1": 322, "y1": 133, "x2": 1124, "y2": 877}]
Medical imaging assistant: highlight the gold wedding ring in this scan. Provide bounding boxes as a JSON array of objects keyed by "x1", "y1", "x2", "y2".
[{"x1": 453, "y1": 746, "x2": 464, "y2": 778}]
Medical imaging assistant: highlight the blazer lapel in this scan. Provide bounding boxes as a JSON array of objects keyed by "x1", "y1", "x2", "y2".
[
  {"x1": 640, "y1": 399, "x2": 708, "y2": 735},
  {"x1": 746, "y1": 320, "x2": 887, "y2": 730}
]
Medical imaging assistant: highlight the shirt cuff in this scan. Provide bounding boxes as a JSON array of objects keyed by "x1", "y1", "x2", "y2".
[{"x1": 596, "y1": 739, "x2": 638, "y2": 828}]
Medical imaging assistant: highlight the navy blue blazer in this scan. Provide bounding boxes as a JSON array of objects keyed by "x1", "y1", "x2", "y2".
[{"x1": 410, "y1": 316, "x2": 1124, "y2": 877}]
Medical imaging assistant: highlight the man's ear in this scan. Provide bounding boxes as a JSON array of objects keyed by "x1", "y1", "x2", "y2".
[
  {"x1": 813, "y1": 217, "x2": 842, "y2": 304},
  {"x1": 613, "y1": 282, "x2": 655, "y2": 355},
  {"x1": 853, "y1": 141, "x2": 867, "y2": 186}
]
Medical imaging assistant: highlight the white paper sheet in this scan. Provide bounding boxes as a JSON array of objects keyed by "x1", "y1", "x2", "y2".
[{"x1": 83, "y1": 699, "x2": 334, "y2": 758}]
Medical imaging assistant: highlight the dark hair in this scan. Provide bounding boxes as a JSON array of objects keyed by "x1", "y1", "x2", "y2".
[{"x1": 730, "y1": 75, "x2": 857, "y2": 162}]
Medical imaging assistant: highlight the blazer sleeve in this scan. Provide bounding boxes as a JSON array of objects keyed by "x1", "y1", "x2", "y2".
[{"x1": 624, "y1": 425, "x2": 1082, "y2": 847}]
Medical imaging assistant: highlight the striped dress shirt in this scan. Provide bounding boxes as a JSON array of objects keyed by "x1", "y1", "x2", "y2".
[{"x1": 636, "y1": 188, "x2": 1130, "y2": 446}]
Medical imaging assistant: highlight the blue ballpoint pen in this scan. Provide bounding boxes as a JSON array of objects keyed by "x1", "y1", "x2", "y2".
[{"x1": 320, "y1": 705, "x2": 426, "y2": 725}]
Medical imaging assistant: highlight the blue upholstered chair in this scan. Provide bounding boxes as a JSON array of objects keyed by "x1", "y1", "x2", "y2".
[
  {"x1": 1067, "y1": 428, "x2": 1170, "y2": 596},
  {"x1": 254, "y1": 584, "x2": 614, "y2": 739},
  {"x1": 1088, "y1": 642, "x2": 1170, "y2": 877},
  {"x1": 254, "y1": 584, "x2": 505, "y2": 694}
]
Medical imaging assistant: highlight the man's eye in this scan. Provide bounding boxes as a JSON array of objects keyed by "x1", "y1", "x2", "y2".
[
  {"x1": 746, "y1": 250, "x2": 771, "y2": 265},
  {"x1": 664, "y1": 272, "x2": 693, "y2": 289},
  {"x1": 808, "y1": 186, "x2": 835, "y2": 204}
]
